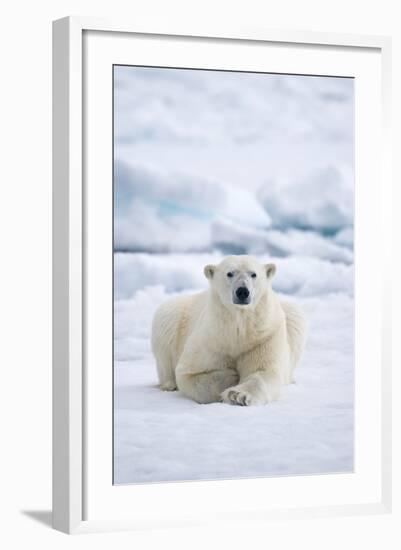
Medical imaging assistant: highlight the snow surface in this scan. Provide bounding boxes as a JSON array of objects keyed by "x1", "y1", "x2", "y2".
[{"x1": 113, "y1": 66, "x2": 354, "y2": 484}]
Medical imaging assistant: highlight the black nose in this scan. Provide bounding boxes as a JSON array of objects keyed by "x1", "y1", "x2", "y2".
[{"x1": 236, "y1": 286, "x2": 250, "y2": 301}]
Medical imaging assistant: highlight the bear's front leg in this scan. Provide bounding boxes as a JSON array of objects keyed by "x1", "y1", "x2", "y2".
[
  {"x1": 221, "y1": 371, "x2": 282, "y2": 406},
  {"x1": 221, "y1": 330, "x2": 289, "y2": 406},
  {"x1": 176, "y1": 348, "x2": 238, "y2": 404}
]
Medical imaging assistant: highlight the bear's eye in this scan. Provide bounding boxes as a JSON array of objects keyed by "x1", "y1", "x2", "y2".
[
  {"x1": 227, "y1": 272, "x2": 234, "y2": 278},
  {"x1": 251, "y1": 272, "x2": 257, "y2": 278}
]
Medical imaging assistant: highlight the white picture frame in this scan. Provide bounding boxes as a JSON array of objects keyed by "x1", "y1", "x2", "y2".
[{"x1": 52, "y1": 16, "x2": 392, "y2": 534}]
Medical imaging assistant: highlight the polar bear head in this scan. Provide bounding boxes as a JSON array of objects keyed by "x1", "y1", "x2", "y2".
[{"x1": 204, "y1": 255, "x2": 276, "y2": 309}]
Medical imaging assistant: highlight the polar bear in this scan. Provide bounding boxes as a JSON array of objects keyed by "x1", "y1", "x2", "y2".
[{"x1": 151, "y1": 255, "x2": 306, "y2": 406}]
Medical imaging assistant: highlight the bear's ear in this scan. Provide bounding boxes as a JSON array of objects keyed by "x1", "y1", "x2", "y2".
[
  {"x1": 265, "y1": 263, "x2": 276, "y2": 280},
  {"x1": 204, "y1": 264, "x2": 216, "y2": 279}
]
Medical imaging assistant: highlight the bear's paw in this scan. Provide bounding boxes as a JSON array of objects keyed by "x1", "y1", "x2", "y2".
[
  {"x1": 221, "y1": 387, "x2": 256, "y2": 406},
  {"x1": 160, "y1": 381, "x2": 177, "y2": 391}
]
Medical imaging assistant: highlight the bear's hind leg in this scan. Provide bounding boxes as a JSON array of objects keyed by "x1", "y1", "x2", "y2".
[
  {"x1": 156, "y1": 357, "x2": 177, "y2": 391},
  {"x1": 176, "y1": 366, "x2": 238, "y2": 404},
  {"x1": 175, "y1": 344, "x2": 238, "y2": 404}
]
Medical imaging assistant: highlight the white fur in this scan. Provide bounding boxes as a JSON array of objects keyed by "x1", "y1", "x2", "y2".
[{"x1": 151, "y1": 255, "x2": 306, "y2": 406}]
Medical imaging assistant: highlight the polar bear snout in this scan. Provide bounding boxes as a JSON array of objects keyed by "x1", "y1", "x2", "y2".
[{"x1": 234, "y1": 286, "x2": 250, "y2": 305}]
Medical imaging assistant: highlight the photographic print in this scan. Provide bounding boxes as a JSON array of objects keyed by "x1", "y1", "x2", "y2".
[{"x1": 113, "y1": 65, "x2": 354, "y2": 485}]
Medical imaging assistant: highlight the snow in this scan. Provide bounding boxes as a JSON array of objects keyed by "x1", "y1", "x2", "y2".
[
  {"x1": 114, "y1": 252, "x2": 353, "y2": 301},
  {"x1": 114, "y1": 66, "x2": 353, "y2": 148},
  {"x1": 212, "y1": 219, "x2": 353, "y2": 262},
  {"x1": 114, "y1": 160, "x2": 271, "y2": 253},
  {"x1": 258, "y1": 165, "x2": 354, "y2": 233},
  {"x1": 113, "y1": 66, "x2": 354, "y2": 484},
  {"x1": 334, "y1": 226, "x2": 354, "y2": 248},
  {"x1": 114, "y1": 67, "x2": 354, "y2": 254}
]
